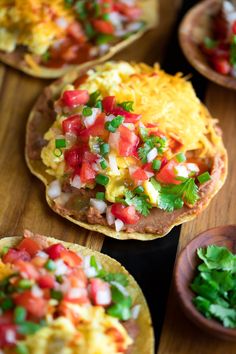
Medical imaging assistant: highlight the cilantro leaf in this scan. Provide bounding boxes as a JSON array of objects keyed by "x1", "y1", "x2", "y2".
[
  {"x1": 197, "y1": 245, "x2": 236, "y2": 272},
  {"x1": 98, "y1": 272, "x2": 129, "y2": 287},
  {"x1": 160, "y1": 178, "x2": 199, "y2": 206},
  {"x1": 209, "y1": 304, "x2": 236, "y2": 328},
  {"x1": 124, "y1": 190, "x2": 152, "y2": 216},
  {"x1": 158, "y1": 193, "x2": 183, "y2": 212},
  {"x1": 230, "y1": 35, "x2": 236, "y2": 66}
]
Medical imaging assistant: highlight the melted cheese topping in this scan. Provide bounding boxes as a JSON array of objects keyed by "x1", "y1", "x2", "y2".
[
  {"x1": 0, "y1": 0, "x2": 73, "y2": 54},
  {"x1": 19, "y1": 307, "x2": 132, "y2": 354}
]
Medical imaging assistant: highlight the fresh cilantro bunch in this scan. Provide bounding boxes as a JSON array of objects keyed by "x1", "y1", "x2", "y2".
[
  {"x1": 138, "y1": 127, "x2": 167, "y2": 163},
  {"x1": 191, "y1": 245, "x2": 236, "y2": 328},
  {"x1": 117, "y1": 189, "x2": 152, "y2": 216}
]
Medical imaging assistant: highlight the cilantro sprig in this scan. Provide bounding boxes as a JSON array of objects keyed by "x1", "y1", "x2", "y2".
[
  {"x1": 191, "y1": 245, "x2": 236, "y2": 328},
  {"x1": 117, "y1": 189, "x2": 152, "y2": 216},
  {"x1": 138, "y1": 129, "x2": 166, "y2": 163}
]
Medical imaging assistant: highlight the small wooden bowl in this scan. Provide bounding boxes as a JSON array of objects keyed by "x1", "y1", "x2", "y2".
[
  {"x1": 179, "y1": 0, "x2": 236, "y2": 90},
  {"x1": 174, "y1": 225, "x2": 236, "y2": 341}
]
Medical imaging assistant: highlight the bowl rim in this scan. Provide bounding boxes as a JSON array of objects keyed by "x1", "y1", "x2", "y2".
[
  {"x1": 178, "y1": 0, "x2": 236, "y2": 90},
  {"x1": 174, "y1": 224, "x2": 236, "y2": 340}
]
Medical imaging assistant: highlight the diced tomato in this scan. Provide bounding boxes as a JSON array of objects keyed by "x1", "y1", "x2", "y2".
[
  {"x1": 64, "y1": 146, "x2": 83, "y2": 169},
  {"x1": 156, "y1": 159, "x2": 181, "y2": 185},
  {"x1": 31, "y1": 256, "x2": 46, "y2": 268},
  {"x1": 0, "y1": 312, "x2": 14, "y2": 325},
  {"x1": 80, "y1": 161, "x2": 96, "y2": 184},
  {"x1": 112, "y1": 106, "x2": 141, "y2": 123},
  {"x1": 64, "y1": 287, "x2": 89, "y2": 304},
  {"x1": 14, "y1": 291, "x2": 47, "y2": 318},
  {"x1": 143, "y1": 162, "x2": 153, "y2": 172},
  {"x1": 131, "y1": 167, "x2": 148, "y2": 181},
  {"x1": 161, "y1": 157, "x2": 168, "y2": 168},
  {"x1": 14, "y1": 260, "x2": 39, "y2": 280},
  {"x1": 106, "y1": 327, "x2": 124, "y2": 343},
  {"x1": 113, "y1": 3, "x2": 142, "y2": 20},
  {"x1": 67, "y1": 22, "x2": 86, "y2": 43},
  {"x1": 83, "y1": 151, "x2": 98, "y2": 163},
  {"x1": 0, "y1": 325, "x2": 18, "y2": 347},
  {"x1": 2, "y1": 249, "x2": 31, "y2": 264},
  {"x1": 17, "y1": 238, "x2": 41, "y2": 257},
  {"x1": 118, "y1": 125, "x2": 139, "y2": 157},
  {"x1": 212, "y1": 57, "x2": 231, "y2": 75},
  {"x1": 45, "y1": 243, "x2": 66, "y2": 260},
  {"x1": 61, "y1": 44, "x2": 79, "y2": 62},
  {"x1": 80, "y1": 114, "x2": 108, "y2": 140},
  {"x1": 69, "y1": 269, "x2": 88, "y2": 288},
  {"x1": 233, "y1": 21, "x2": 236, "y2": 35},
  {"x1": 93, "y1": 20, "x2": 114, "y2": 34},
  {"x1": 60, "y1": 249, "x2": 83, "y2": 268},
  {"x1": 58, "y1": 300, "x2": 84, "y2": 324},
  {"x1": 38, "y1": 275, "x2": 55, "y2": 289},
  {"x1": 62, "y1": 114, "x2": 83, "y2": 135},
  {"x1": 169, "y1": 137, "x2": 183, "y2": 153},
  {"x1": 111, "y1": 203, "x2": 140, "y2": 224},
  {"x1": 90, "y1": 278, "x2": 111, "y2": 306},
  {"x1": 102, "y1": 96, "x2": 116, "y2": 113},
  {"x1": 62, "y1": 90, "x2": 89, "y2": 107}
]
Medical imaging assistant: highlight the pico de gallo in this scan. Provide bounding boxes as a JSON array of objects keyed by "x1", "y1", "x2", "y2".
[
  {"x1": 200, "y1": 0, "x2": 236, "y2": 76},
  {"x1": 0, "y1": 233, "x2": 138, "y2": 353},
  {"x1": 43, "y1": 84, "x2": 212, "y2": 232}
]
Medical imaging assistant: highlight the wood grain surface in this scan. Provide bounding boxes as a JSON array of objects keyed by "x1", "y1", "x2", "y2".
[{"x1": 158, "y1": 83, "x2": 236, "y2": 353}]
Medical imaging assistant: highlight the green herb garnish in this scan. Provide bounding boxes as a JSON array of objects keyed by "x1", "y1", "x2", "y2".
[
  {"x1": 138, "y1": 135, "x2": 166, "y2": 163},
  {"x1": 122, "y1": 190, "x2": 152, "y2": 216},
  {"x1": 118, "y1": 101, "x2": 134, "y2": 112}
]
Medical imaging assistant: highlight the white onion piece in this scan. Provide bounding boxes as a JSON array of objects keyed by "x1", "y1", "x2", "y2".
[
  {"x1": 226, "y1": 11, "x2": 236, "y2": 24},
  {"x1": 120, "y1": 0, "x2": 136, "y2": 6},
  {"x1": 109, "y1": 155, "x2": 120, "y2": 175},
  {"x1": 85, "y1": 267, "x2": 98, "y2": 278},
  {"x1": 174, "y1": 165, "x2": 189, "y2": 178},
  {"x1": 108, "y1": 131, "x2": 120, "y2": 151},
  {"x1": 83, "y1": 255, "x2": 91, "y2": 269},
  {"x1": 71, "y1": 175, "x2": 82, "y2": 189},
  {"x1": 123, "y1": 123, "x2": 135, "y2": 130},
  {"x1": 105, "y1": 114, "x2": 115, "y2": 122},
  {"x1": 186, "y1": 163, "x2": 199, "y2": 173},
  {"x1": 31, "y1": 285, "x2": 43, "y2": 298},
  {"x1": 69, "y1": 288, "x2": 86, "y2": 299},
  {"x1": 147, "y1": 147, "x2": 158, "y2": 162},
  {"x1": 146, "y1": 171, "x2": 154, "y2": 179},
  {"x1": 99, "y1": 44, "x2": 109, "y2": 55},
  {"x1": 223, "y1": 1, "x2": 235, "y2": 13},
  {"x1": 48, "y1": 180, "x2": 61, "y2": 199},
  {"x1": 109, "y1": 12, "x2": 124, "y2": 26},
  {"x1": 55, "y1": 17, "x2": 68, "y2": 29},
  {"x1": 54, "y1": 192, "x2": 71, "y2": 206},
  {"x1": 5, "y1": 330, "x2": 16, "y2": 344},
  {"x1": 96, "y1": 288, "x2": 111, "y2": 306},
  {"x1": 131, "y1": 304, "x2": 141, "y2": 319},
  {"x1": 90, "y1": 198, "x2": 107, "y2": 214},
  {"x1": 115, "y1": 219, "x2": 124, "y2": 232},
  {"x1": 54, "y1": 259, "x2": 68, "y2": 276},
  {"x1": 115, "y1": 29, "x2": 128, "y2": 37},
  {"x1": 36, "y1": 251, "x2": 48, "y2": 259},
  {"x1": 92, "y1": 162, "x2": 100, "y2": 172},
  {"x1": 106, "y1": 206, "x2": 115, "y2": 226},
  {"x1": 126, "y1": 22, "x2": 143, "y2": 32},
  {"x1": 111, "y1": 281, "x2": 129, "y2": 296},
  {"x1": 84, "y1": 108, "x2": 100, "y2": 128}
]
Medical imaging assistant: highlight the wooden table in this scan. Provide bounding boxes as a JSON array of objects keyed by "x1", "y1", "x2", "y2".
[{"x1": 0, "y1": 0, "x2": 236, "y2": 353}]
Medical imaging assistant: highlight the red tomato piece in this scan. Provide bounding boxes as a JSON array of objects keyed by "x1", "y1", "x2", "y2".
[
  {"x1": 143, "y1": 162, "x2": 153, "y2": 172},
  {"x1": 64, "y1": 146, "x2": 83, "y2": 169},
  {"x1": 45, "y1": 243, "x2": 66, "y2": 260},
  {"x1": 169, "y1": 137, "x2": 183, "y2": 153},
  {"x1": 93, "y1": 20, "x2": 114, "y2": 34},
  {"x1": 80, "y1": 161, "x2": 96, "y2": 184},
  {"x1": 38, "y1": 275, "x2": 55, "y2": 289},
  {"x1": 114, "y1": 3, "x2": 142, "y2": 20},
  {"x1": 233, "y1": 21, "x2": 236, "y2": 35},
  {"x1": 83, "y1": 151, "x2": 98, "y2": 163},
  {"x1": 67, "y1": 22, "x2": 86, "y2": 43},
  {"x1": 0, "y1": 312, "x2": 14, "y2": 325},
  {"x1": 111, "y1": 203, "x2": 140, "y2": 224},
  {"x1": 17, "y1": 238, "x2": 41, "y2": 257},
  {"x1": 212, "y1": 57, "x2": 231, "y2": 75},
  {"x1": 90, "y1": 278, "x2": 111, "y2": 306},
  {"x1": 64, "y1": 288, "x2": 89, "y2": 304},
  {"x1": 102, "y1": 96, "x2": 116, "y2": 113},
  {"x1": 0, "y1": 325, "x2": 18, "y2": 347},
  {"x1": 2, "y1": 249, "x2": 31, "y2": 264},
  {"x1": 14, "y1": 291, "x2": 47, "y2": 318},
  {"x1": 112, "y1": 106, "x2": 141, "y2": 123},
  {"x1": 69, "y1": 269, "x2": 88, "y2": 288},
  {"x1": 80, "y1": 114, "x2": 108, "y2": 140},
  {"x1": 60, "y1": 249, "x2": 83, "y2": 268},
  {"x1": 118, "y1": 125, "x2": 139, "y2": 157},
  {"x1": 131, "y1": 167, "x2": 148, "y2": 181},
  {"x1": 62, "y1": 90, "x2": 89, "y2": 107},
  {"x1": 14, "y1": 260, "x2": 39, "y2": 280},
  {"x1": 62, "y1": 114, "x2": 83, "y2": 135},
  {"x1": 156, "y1": 159, "x2": 181, "y2": 185}
]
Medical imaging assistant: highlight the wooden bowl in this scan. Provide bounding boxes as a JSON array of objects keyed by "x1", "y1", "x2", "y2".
[
  {"x1": 179, "y1": 0, "x2": 236, "y2": 90},
  {"x1": 174, "y1": 225, "x2": 236, "y2": 341}
]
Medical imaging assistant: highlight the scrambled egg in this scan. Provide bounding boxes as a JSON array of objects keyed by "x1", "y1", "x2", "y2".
[
  {"x1": 0, "y1": 0, "x2": 74, "y2": 55},
  {"x1": 19, "y1": 306, "x2": 132, "y2": 354},
  {"x1": 0, "y1": 260, "x2": 13, "y2": 281}
]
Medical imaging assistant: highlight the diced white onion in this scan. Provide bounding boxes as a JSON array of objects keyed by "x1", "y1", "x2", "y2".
[
  {"x1": 36, "y1": 251, "x2": 48, "y2": 259},
  {"x1": 54, "y1": 259, "x2": 68, "y2": 276},
  {"x1": 31, "y1": 285, "x2": 43, "y2": 298},
  {"x1": 115, "y1": 29, "x2": 128, "y2": 37},
  {"x1": 174, "y1": 165, "x2": 189, "y2": 178},
  {"x1": 47, "y1": 180, "x2": 61, "y2": 199},
  {"x1": 85, "y1": 266, "x2": 98, "y2": 278},
  {"x1": 120, "y1": 0, "x2": 136, "y2": 6},
  {"x1": 84, "y1": 108, "x2": 100, "y2": 128},
  {"x1": 5, "y1": 329, "x2": 16, "y2": 344},
  {"x1": 92, "y1": 162, "x2": 100, "y2": 172},
  {"x1": 226, "y1": 11, "x2": 236, "y2": 24},
  {"x1": 146, "y1": 171, "x2": 154, "y2": 178},
  {"x1": 106, "y1": 206, "x2": 115, "y2": 226},
  {"x1": 108, "y1": 131, "x2": 120, "y2": 151},
  {"x1": 115, "y1": 219, "x2": 124, "y2": 232},
  {"x1": 131, "y1": 304, "x2": 141, "y2": 319},
  {"x1": 109, "y1": 155, "x2": 120, "y2": 175},
  {"x1": 105, "y1": 114, "x2": 115, "y2": 122},
  {"x1": 109, "y1": 12, "x2": 124, "y2": 27},
  {"x1": 54, "y1": 192, "x2": 71, "y2": 206},
  {"x1": 147, "y1": 147, "x2": 158, "y2": 162},
  {"x1": 223, "y1": 1, "x2": 235, "y2": 13},
  {"x1": 186, "y1": 163, "x2": 199, "y2": 173},
  {"x1": 126, "y1": 22, "x2": 143, "y2": 32},
  {"x1": 96, "y1": 288, "x2": 111, "y2": 306},
  {"x1": 90, "y1": 198, "x2": 107, "y2": 214},
  {"x1": 99, "y1": 44, "x2": 109, "y2": 55},
  {"x1": 83, "y1": 255, "x2": 91, "y2": 269},
  {"x1": 123, "y1": 123, "x2": 135, "y2": 130},
  {"x1": 69, "y1": 288, "x2": 86, "y2": 299},
  {"x1": 71, "y1": 175, "x2": 82, "y2": 189},
  {"x1": 111, "y1": 281, "x2": 129, "y2": 296},
  {"x1": 55, "y1": 17, "x2": 68, "y2": 29}
]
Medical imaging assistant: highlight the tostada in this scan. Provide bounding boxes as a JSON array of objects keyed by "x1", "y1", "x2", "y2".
[
  {"x1": 0, "y1": 0, "x2": 157, "y2": 78},
  {"x1": 26, "y1": 61, "x2": 227, "y2": 240},
  {"x1": 0, "y1": 231, "x2": 153, "y2": 353}
]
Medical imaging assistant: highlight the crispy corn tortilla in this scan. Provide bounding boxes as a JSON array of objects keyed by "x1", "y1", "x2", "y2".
[
  {"x1": 0, "y1": 0, "x2": 158, "y2": 78},
  {"x1": 0, "y1": 234, "x2": 154, "y2": 353},
  {"x1": 25, "y1": 64, "x2": 227, "y2": 241}
]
